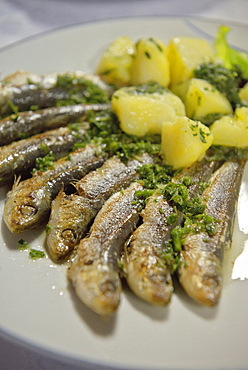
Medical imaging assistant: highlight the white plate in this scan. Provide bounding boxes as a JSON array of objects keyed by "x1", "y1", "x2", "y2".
[{"x1": 0, "y1": 16, "x2": 248, "y2": 370}]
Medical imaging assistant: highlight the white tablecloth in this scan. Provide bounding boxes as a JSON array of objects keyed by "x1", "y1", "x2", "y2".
[{"x1": 0, "y1": 0, "x2": 247, "y2": 369}]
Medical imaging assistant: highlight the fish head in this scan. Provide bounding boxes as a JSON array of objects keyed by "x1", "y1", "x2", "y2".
[{"x1": 3, "y1": 181, "x2": 51, "y2": 233}]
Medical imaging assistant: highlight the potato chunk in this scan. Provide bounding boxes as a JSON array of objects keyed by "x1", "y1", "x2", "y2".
[
  {"x1": 239, "y1": 82, "x2": 248, "y2": 104},
  {"x1": 96, "y1": 36, "x2": 135, "y2": 87},
  {"x1": 210, "y1": 107, "x2": 248, "y2": 147},
  {"x1": 184, "y1": 78, "x2": 233, "y2": 121},
  {"x1": 130, "y1": 38, "x2": 170, "y2": 87},
  {"x1": 111, "y1": 84, "x2": 185, "y2": 136},
  {"x1": 161, "y1": 117, "x2": 213, "y2": 169},
  {"x1": 167, "y1": 37, "x2": 214, "y2": 86}
]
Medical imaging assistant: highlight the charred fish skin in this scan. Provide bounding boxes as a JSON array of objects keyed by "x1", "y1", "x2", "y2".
[
  {"x1": 47, "y1": 154, "x2": 153, "y2": 262},
  {"x1": 0, "y1": 123, "x2": 89, "y2": 185},
  {"x1": 126, "y1": 194, "x2": 180, "y2": 306},
  {"x1": 0, "y1": 103, "x2": 110, "y2": 146},
  {"x1": 0, "y1": 70, "x2": 112, "y2": 117},
  {"x1": 3, "y1": 144, "x2": 107, "y2": 233},
  {"x1": 68, "y1": 182, "x2": 143, "y2": 316},
  {"x1": 179, "y1": 159, "x2": 247, "y2": 307},
  {"x1": 125, "y1": 158, "x2": 218, "y2": 306}
]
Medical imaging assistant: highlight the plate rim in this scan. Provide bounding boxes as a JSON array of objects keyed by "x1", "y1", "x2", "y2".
[{"x1": 0, "y1": 13, "x2": 248, "y2": 55}]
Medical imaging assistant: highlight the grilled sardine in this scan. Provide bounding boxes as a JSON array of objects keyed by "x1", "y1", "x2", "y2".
[
  {"x1": 125, "y1": 158, "x2": 218, "y2": 305},
  {"x1": 0, "y1": 123, "x2": 89, "y2": 185},
  {"x1": 4, "y1": 144, "x2": 107, "y2": 233},
  {"x1": 179, "y1": 159, "x2": 247, "y2": 306},
  {"x1": 0, "y1": 70, "x2": 112, "y2": 117},
  {"x1": 0, "y1": 103, "x2": 109, "y2": 146},
  {"x1": 68, "y1": 182, "x2": 143, "y2": 316},
  {"x1": 47, "y1": 154, "x2": 153, "y2": 262}
]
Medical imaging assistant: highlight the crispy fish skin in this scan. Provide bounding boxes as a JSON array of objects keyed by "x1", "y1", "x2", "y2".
[
  {"x1": 125, "y1": 158, "x2": 218, "y2": 306},
  {"x1": 47, "y1": 154, "x2": 153, "y2": 262},
  {"x1": 0, "y1": 103, "x2": 110, "y2": 146},
  {"x1": 0, "y1": 124, "x2": 88, "y2": 185},
  {"x1": 0, "y1": 70, "x2": 112, "y2": 116},
  {"x1": 47, "y1": 191, "x2": 97, "y2": 261},
  {"x1": 68, "y1": 182, "x2": 143, "y2": 316},
  {"x1": 3, "y1": 144, "x2": 107, "y2": 233},
  {"x1": 126, "y1": 194, "x2": 179, "y2": 306},
  {"x1": 179, "y1": 159, "x2": 247, "y2": 307}
]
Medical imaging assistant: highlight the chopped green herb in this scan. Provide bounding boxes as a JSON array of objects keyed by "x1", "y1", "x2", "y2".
[
  {"x1": 18, "y1": 239, "x2": 46, "y2": 259},
  {"x1": 199, "y1": 128, "x2": 210, "y2": 143},
  {"x1": 29, "y1": 249, "x2": 46, "y2": 259},
  {"x1": 55, "y1": 74, "x2": 110, "y2": 105},
  {"x1": 18, "y1": 239, "x2": 30, "y2": 250},
  {"x1": 32, "y1": 152, "x2": 55, "y2": 173},
  {"x1": 45, "y1": 224, "x2": 53, "y2": 234},
  {"x1": 149, "y1": 38, "x2": 163, "y2": 52},
  {"x1": 194, "y1": 62, "x2": 243, "y2": 109},
  {"x1": 8, "y1": 100, "x2": 19, "y2": 114},
  {"x1": 145, "y1": 51, "x2": 151, "y2": 59}
]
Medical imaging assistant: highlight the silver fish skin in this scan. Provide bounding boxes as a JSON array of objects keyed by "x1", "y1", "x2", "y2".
[
  {"x1": 0, "y1": 123, "x2": 88, "y2": 185},
  {"x1": 0, "y1": 70, "x2": 112, "y2": 117},
  {"x1": 0, "y1": 103, "x2": 110, "y2": 146},
  {"x1": 47, "y1": 153, "x2": 153, "y2": 262},
  {"x1": 125, "y1": 158, "x2": 218, "y2": 306},
  {"x1": 3, "y1": 144, "x2": 107, "y2": 233},
  {"x1": 179, "y1": 159, "x2": 247, "y2": 307},
  {"x1": 126, "y1": 193, "x2": 180, "y2": 306},
  {"x1": 68, "y1": 182, "x2": 143, "y2": 316}
]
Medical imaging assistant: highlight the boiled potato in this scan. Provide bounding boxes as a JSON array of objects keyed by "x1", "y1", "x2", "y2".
[
  {"x1": 239, "y1": 82, "x2": 248, "y2": 104},
  {"x1": 111, "y1": 84, "x2": 185, "y2": 136},
  {"x1": 184, "y1": 78, "x2": 233, "y2": 121},
  {"x1": 161, "y1": 116, "x2": 213, "y2": 169},
  {"x1": 130, "y1": 38, "x2": 170, "y2": 87},
  {"x1": 96, "y1": 36, "x2": 135, "y2": 87},
  {"x1": 167, "y1": 37, "x2": 215, "y2": 87},
  {"x1": 210, "y1": 107, "x2": 248, "y2": 147}
]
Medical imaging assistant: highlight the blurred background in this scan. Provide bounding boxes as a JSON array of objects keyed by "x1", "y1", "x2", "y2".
[{"x1": 1, "y1": 0, "x2": 248, "y2": 49}]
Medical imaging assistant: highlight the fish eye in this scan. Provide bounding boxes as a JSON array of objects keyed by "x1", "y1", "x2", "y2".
[
  {"x1": 20, "y1": 205, "x2": 37, "y2": 217},
  {"x1": 61, "y1": 229, "x2": 76, "y2": 244}
]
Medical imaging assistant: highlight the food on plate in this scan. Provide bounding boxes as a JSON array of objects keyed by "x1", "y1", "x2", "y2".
[
  {"x1": 125, "y1": 157, "x2": 218, "y2": 306},
  {"x1": 111, "y1": 83, "x2": 185, "y2": 136},
  {"x1": 161, "y1": 116, "x2": 213, "y2": 169},
  {"x1": 96, "y1": 36, "x2": 135, "y2": 87},
  {"x1": 179, "y1": 159, "x2": 246, "y2": 306},
  {"x1": 130, "y1": 37, "x2": 170, "y2": 87},
  {"x1": 166, "y1": 36, "x2": 215, "y2": 86},
  {"x1": 1, "y1": 25, "x2": 248, "y2": 316},
  {"x1": 210, "y1": 107, "x2": 248, "y2": 147},
  {"x1": 4, "y1": 143, "x2": 107, "y2": 233},
  {"x1": 0, "y1": 70, "x2": 111, "y2": 117},
  {"x1": 239, "y1": 82, "x2": 248, "y2": 103},
  {"x1": 68, "y1": 182, "x2": 143, "y2": 316},
  {"x1": 0, "y1": 123, "x2": 90, "y2": 185},
  {"x1": 178, "y1": 78, "x2": 233, "y2": 122},
  {"x1": 47, "y1": 153, "x2": 153, "y2": 261},
  {"x1": 0, "y1": 102, "x2": 109, "y2": 146}
]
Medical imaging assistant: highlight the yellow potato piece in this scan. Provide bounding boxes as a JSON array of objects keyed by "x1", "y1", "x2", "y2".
[
  {"x1": 130, "y1": 38, "x2": 170, "y2": 87},
  {"x1": 161, "y1": 116, "x2": 213, "y2": 169},
  {"x1": 184, "y1": 78, "x2": 233, "y2": 120},
  {"x1": 96, "y1": 36, "x2": 135, "y2": 87},
  {"x1": 167, "y1": 37, "x2": 214, "y2": 86},
  {"x1": 210, "y1": 107, "x2": 248, "y2": 148},
  {"x1": 239, "y1": 82, "x2": 248, "y2": 104},
  {"x1": 111, "y1": 86, "x2": 185, "y2": 136}
]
